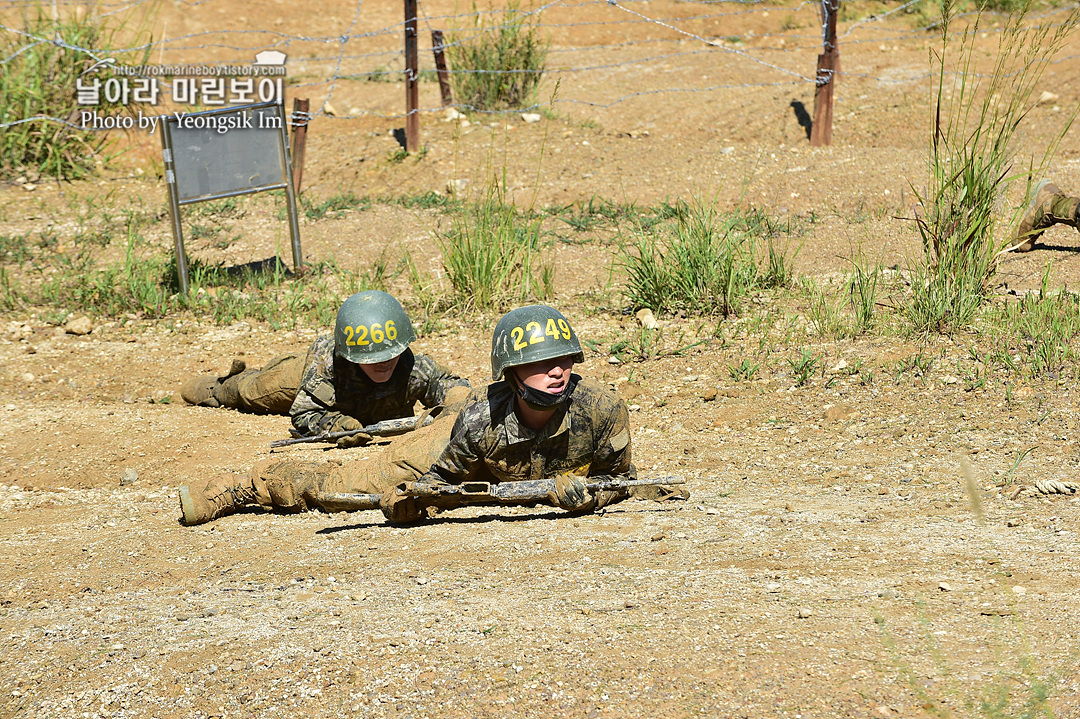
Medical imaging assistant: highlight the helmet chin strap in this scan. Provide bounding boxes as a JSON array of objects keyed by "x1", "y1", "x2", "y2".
[{"x1": 510, "y1": 370, "x2": 576, "y2": 410}]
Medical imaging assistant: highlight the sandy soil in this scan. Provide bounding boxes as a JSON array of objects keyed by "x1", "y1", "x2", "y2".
[{"x1": 3, "y1": 1, "x2": 1080, "y2": 717}]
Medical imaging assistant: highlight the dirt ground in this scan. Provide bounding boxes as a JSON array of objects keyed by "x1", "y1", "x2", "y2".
[{"x1": 4, "y1": 1, "x2": 1080, "y2": 717}]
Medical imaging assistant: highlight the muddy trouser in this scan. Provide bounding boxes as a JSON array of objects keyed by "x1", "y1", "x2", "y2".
[
  {"x1": 216, "y1": 354, "x2": 305, "y2": 415},
  {"x1": 249, "y1": 410, "x2": 457, "y2": 512}
]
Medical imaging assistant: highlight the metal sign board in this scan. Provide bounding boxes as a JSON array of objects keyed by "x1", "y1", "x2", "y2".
[{"x1": 161, "y1": 101, "x2": 302, "y2": 292}]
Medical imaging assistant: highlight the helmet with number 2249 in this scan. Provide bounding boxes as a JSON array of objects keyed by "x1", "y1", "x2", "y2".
[{"x1": 490, "y1": 305, "x2": 584, "y2": 381}]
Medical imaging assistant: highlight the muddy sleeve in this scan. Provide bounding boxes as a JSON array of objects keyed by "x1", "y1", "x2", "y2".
[
  {"x1": 418, "y1": 410, "x2": 484, "y2": 485},
  {"x1": 289, "y1": 339, "x2": 344, "y2": 436},
  {"x1": 588, "y1": 398, "x2": 636, "y2": 481},
  {"x1": 411, "y1": 353, "x2": 471, "y2": 408}
]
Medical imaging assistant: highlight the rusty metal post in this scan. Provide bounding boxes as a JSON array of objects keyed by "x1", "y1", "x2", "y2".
[
  {"x1": 810, "y1": 0, "x2": 839, "y2": 147},
  {"x1": 404, "y1": 0, "x2": 420, "y2": 152},
  {"x1": 431, "y1": 30, "x2": 453, "y2": 107},
  {"x1": 290, "y1": 98, "x2": 309, "y2": 194}
]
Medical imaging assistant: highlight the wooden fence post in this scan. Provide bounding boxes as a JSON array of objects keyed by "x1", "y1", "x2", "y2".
[
  {"x1": 431, "y1": 30, "x2": 453, "y2": 107},
  {"x1": 290, "y1": 98, "x2": 309, "y2": 194},
  {"x1": 810, "y1": 0, "x2": 839, "y2": 147},
  {"x1": 404, "y1": 0, "x2": 420, "y2": 152}
]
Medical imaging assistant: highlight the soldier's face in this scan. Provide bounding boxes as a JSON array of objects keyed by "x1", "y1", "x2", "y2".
[
  {"x1": 513, "y1": 356, "x2": 574, "y2": 394},
  {"x1": 360, "y1": 356, "x2": 400, "y2": 384}
]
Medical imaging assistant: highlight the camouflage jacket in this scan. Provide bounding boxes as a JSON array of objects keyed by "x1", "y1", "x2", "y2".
[
  {"x1": 290, "y1": 336, "x2": 470, "y2": 436},
  {"x1": 419, "y1": 376, "x2": 636, "y2": 485}
]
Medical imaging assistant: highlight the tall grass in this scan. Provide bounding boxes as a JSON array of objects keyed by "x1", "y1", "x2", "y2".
[
  {"x1": 436, "y1": 182, "x2": 554, "y2": 311},
  {"x1": 876, "y1": 601, "x2": 1073, "y2": 718},
  {"x1": 847, "y1": 257, "x2": 881, "y2": 335},
  {"x1": 907, "y1": 0, "x2": 1080, "y2": 334},
  {"x1": 447, "y1": 1, "x2": 548, "y2": 111},
  {"x1": 621, "y1": 200, "x2": 799, "y2": 317},
  {"x1": 0, "y1": 4, "x2": 155, "y2": 179}
]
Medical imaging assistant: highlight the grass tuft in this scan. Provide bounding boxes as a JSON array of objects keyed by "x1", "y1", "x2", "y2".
[
  {"x1": 447, "y1": 0, "x2": 548, "y2": 111},
  {"x1": 621, "y1": 200, "x2": 799, "y2": 318},
  {"x1": 436, "y1": 181, "x2": 554, "y2": 311},
  {"x1": 0, "y1": 4, "x2": 154, "y2": 179}
]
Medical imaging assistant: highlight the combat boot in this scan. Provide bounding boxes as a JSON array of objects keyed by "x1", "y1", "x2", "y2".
[
  {"x1": 177, "y1": 473, "x2": 271, "y2": 525},
  {"x1": 179, "y1": 359, "x2": 247, "y2": 407},
  {"x1": 1014, "y1": 181, "x2": 1080, "y2": 252},
  {"x1": 180, "y1": 375, "x2": 221, "y2": 406}
]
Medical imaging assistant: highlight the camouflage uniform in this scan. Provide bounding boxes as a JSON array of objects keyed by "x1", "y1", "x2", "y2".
[
  {"x1": 419, "y1": 375, "x2": 635, "y2": 493},
  {"x1": 178, "y1": 384, "x2": 478, "y2": 525},
  {"x1": 251, "y1": 398, "x2": 471, "y2": 511},
  {"x1": 290, "y1": 337, "x2": 469, "y2": 436},
  {"x1": 210, "y1": 354, "x2": 305, "y2": 415}
]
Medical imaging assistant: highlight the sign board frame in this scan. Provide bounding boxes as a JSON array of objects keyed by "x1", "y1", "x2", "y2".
[{"x1": 160, "y1": 101, "x2": 302, "y2": 293}]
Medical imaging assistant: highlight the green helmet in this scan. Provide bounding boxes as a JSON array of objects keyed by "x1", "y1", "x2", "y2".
[
  {"x1": 334, "y1": 290, "x2": 416, "y2": 364},
  {"x1": 490, "y1": 305, "x2": 584, "y2": 381}
]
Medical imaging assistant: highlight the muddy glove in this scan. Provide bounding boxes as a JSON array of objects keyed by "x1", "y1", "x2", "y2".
[
  {"x1": 379, "y1": 488, "x2": 424, "y2": 524},
  {"x1": 328, "y1": 416, "x2": 372, "y2": 448},
  {"x1": 547, "y1": 474, "x2": 593, "y2": 512}
]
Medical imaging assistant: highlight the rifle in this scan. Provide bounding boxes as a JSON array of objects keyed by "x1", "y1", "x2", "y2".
[
  {"x1": 270, "y1": 415, "x2": 435, "y2": 449},
  {"x1": 315, "y1": 475, "x2": 687, "y2": 514}
]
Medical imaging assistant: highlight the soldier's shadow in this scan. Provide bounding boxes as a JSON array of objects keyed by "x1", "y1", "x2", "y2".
[
  {"x1": 316, "y1": 504, "x2": 683, "y2": 533},
  {"x1": 1023, "y1": 243, "x2": 1080, "y2": 253}
]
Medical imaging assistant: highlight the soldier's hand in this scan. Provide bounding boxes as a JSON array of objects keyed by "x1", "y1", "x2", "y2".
[
  {"x1": 329, "y1": 416, "x2": 363, "y2": 433},
  {"x1": 379, "y1": 489, "x2": 424, "y2": 524},
  {"x1": 336, "y1": 432, "x2": 372, "y2": 448},
  {"x1": 547, "y1": 474, "x2": 593, "y2": 512}
]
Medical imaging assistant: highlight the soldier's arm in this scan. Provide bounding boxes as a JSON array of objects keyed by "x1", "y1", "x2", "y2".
[
  {"x1": 410, "y1": 353, "x2": 471, "y2": 408},
  {"x1": 417, "y1": 409, "x2": 485, "y2": 486},
  {"x1": 289, "y1": 338, "x2": 350, "y2": 436},
  {"x1": 588, "y1": 397, "x2": 636, "y2": 481}
]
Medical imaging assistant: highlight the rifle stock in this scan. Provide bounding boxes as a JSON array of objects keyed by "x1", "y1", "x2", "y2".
[{"x1": 315, "y1": 475, "x2": 687, "y2": 514}]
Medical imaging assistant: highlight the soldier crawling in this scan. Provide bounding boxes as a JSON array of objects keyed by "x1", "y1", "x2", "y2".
[
  {"x1": 179, "y1": 290, "x2": 470, "y2": 446},
  {"x1": 176, "y1": 304, "x2": 686, "y2": 526},
  {"x1": 380, "y1": 304, "x2": 688, "y2": 523}
]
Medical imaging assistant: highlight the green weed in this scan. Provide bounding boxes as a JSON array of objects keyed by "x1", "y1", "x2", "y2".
[
  {"x1": 436, "y1": 182, "x2": 554, "y2": 311},
  {"x1": 301, "y1": 192, "x2": 370, "y2": 221},
  {"x1": 847, "y1": 257, "x2": 880, "y2": 335},
  {"x1": 197, "y1": 198, "x2": 245, "y2": 219},
  {"x1": 621, "y1": 200, "x2": 798, "y2": 317},
  {"x1": 0, "y1": 232, "x2": 34, "y2": 264},
  {"x1": 983, "y1": 284, "x2": 1080, "y2": 378},
  {"x1": 0, "y1": 4, "x2": 155, "y2": 179},
  {"x1": 787, "y1": 348, "x2": 820, "y2": 387},
  {"x1": 728, "y1": 358, "x2": 759, "y2": 382},
  {"x1": 447, "y1": 1, "x2": 548, "y2": 111},
  {"x1": 388, "y1": 191, "x2": 461, "y2": 212},
  {"x1": 0, "y1": 266, "x2": 23, "y2": 310},
  {"x1": 802, "y1": 277, "x2": 847, "y2": 338},
  {"x1": 907, "y1": 0, "x2": 1080, "y2": 334},
  {"x1": 876, "y1": 595, "x2": 1071, "y2": 718},
  {"x1": 608, "y1": 327, "x2": 706, "y2": 364}
]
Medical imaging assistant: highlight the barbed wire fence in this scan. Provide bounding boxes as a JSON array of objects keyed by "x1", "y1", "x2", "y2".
[{"x1": 1, "y1": 0, "x2": 1079, "y2": 153}]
